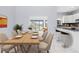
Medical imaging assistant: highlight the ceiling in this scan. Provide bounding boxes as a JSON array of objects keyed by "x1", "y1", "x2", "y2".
[
  {"x1": 57, "y1": 6, "x2": 79, "y2": 15},
  {"x1": 57, "y1": 6, "x2": 79, "y2": 13}
]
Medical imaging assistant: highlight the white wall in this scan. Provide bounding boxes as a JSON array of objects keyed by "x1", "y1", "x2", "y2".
[
  {"x1": 16, "y1": 6, "x2": 57, "y2": 32},
  {"x1": 0, "y1": 6, "x2": 16, "y2": 38}
]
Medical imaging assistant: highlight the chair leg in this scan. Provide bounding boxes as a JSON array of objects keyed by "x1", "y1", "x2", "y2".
[
  {"x1": 25, "y1": 45, "x2": 31, "y2": 53},
  {"x1": 38, "y1": 50, "x2": 41, "y2": 53},
  {"x1": 1, "y1": 50, "x2": 3, "y2": 53},
  {"x1": 1, "y1": 50, "x2": 9, "y2": 53},
  {"x1": 1, "y1": 49, "x2": 9, "y2": 53},
  {"x1": 37, "y1": 45, "x2": 41, "y2": 53},
  {"x1": 17, "y1": 45, "x2": 21, "y2": 53},
  {"x1": 6, "y1": 51, "x2": 9, "y2": 53},
  {"x1": 21, "y1": 45, "x2": 27, "y2": 53},
  {"x1": 47, "y1": 50, "x2": 49, "y2": 53},
  {"x1": 20, "y1": 45, "x2": 26, "y2": 53},
  {"x1": 14, "y1": 47, "x2": 17, "y2": 53}
]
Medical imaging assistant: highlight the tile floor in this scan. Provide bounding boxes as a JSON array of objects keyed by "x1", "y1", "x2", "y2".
[{"x1": 50, "y1": 32, "x2": 79, "y2": 53}]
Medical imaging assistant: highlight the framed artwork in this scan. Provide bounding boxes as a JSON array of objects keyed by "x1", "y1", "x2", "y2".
[{"x1": 0, "y1": 16, "x2": 7, "y2": 28}]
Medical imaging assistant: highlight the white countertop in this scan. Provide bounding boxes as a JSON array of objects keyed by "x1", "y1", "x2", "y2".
[{"x1": 56, "y1": 28, "x2": 79, "y2": 52}]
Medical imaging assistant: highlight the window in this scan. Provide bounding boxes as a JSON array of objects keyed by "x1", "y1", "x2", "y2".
[
  {"x1": 45, "y1": 20, "x2": 47, "y2": 27},
  {"x1": 30, "y1": 20, "x2": 47, "y2": 32},
  {"x1": 29, "y1": 16, "x2": 48, "y2": 32}
]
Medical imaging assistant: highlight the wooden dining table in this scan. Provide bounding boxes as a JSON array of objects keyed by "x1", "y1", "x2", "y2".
[{"x1": 0, "y1": 32, "x2": 40, "y2": 53}]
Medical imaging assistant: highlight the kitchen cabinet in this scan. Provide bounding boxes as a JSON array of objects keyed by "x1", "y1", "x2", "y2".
[
  {"x1": 63, "y1": 15, "x2": 75, "y2": 23},
  {"x1": 73, "y1": 13, "x2": 79, "y2": 20},
  {"x1": 63, "y1": 13, "x2": 79, "y2": 23}
]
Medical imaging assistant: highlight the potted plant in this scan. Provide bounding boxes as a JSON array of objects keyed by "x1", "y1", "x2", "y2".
[
  {"x1": 28, "y1": 27, "x2": 32, "y2": 30},
  {"x1": 13, "y1": 24, "x2": 22, "y2": 34},
  {"x1": 28, "y1": 27, "x2": 32, "y2": 33}
]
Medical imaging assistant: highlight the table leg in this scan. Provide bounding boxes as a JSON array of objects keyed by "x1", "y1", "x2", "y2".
[
  {"x1": 21, "y1": 45, "x2": 27, "y2": 53},
  {"x1": 14, "y1": 47, "x2": 17, "y2": 53},
  {"x1": 25, "y1": 45, "x2": 31, "y2": 53},
  {"x1": 20, "y1": 45, "x2": 24, "y2": 53},
  {"x1": 37, "y1": 45, "x2": 41, "y2": 53},
  {"x1": 17, "y1": 45, "x2": 22, "y2": 53}
]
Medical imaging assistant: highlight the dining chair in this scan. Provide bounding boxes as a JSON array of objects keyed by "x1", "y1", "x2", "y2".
[
  {"x1": 38, "y1": 32, "x2": 53, "y2": 53},
  {"x1": 12, "y1": 30, "x2": 25, "y2": 53},
  {"x1": 42, "y1": 31, "x2": 48, "y2": 41},
  {"x1": 39, "y1": 31, "x2": 48, "y2": 41},
  {"x1": 0, "y1": 33, "x2": 17, "y2": 53}
]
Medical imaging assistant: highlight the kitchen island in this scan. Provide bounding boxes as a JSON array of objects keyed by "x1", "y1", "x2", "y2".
[{"x1": 56, "y1": 28, "x2": 79, "y2": 52}]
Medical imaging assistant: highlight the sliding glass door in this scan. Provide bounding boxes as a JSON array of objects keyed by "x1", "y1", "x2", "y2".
[{"x1": 30, "y1": 20, "x2": 47, "y2": 32}]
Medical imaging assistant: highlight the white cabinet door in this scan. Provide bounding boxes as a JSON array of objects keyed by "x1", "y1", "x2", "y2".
[
  {"x1": 63, "y1": 16, "x2": 69, "y2": 23},
  {"x1": 63, "y1": 13, "x2": 79, "y2": 23},
  {"x1": 69, "y1": 15, "x2": 75, "y2": 23},
  {"x1": 73, "y1": 13, "x2": 79, "y2": 22},
  {"x1": 63, "y1": 15, "x2": 75, "y2": 23}
]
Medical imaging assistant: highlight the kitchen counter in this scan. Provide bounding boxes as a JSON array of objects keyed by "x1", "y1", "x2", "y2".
[{"x1": 56, "y1": 28, "x2": 79, "y2": 52}]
